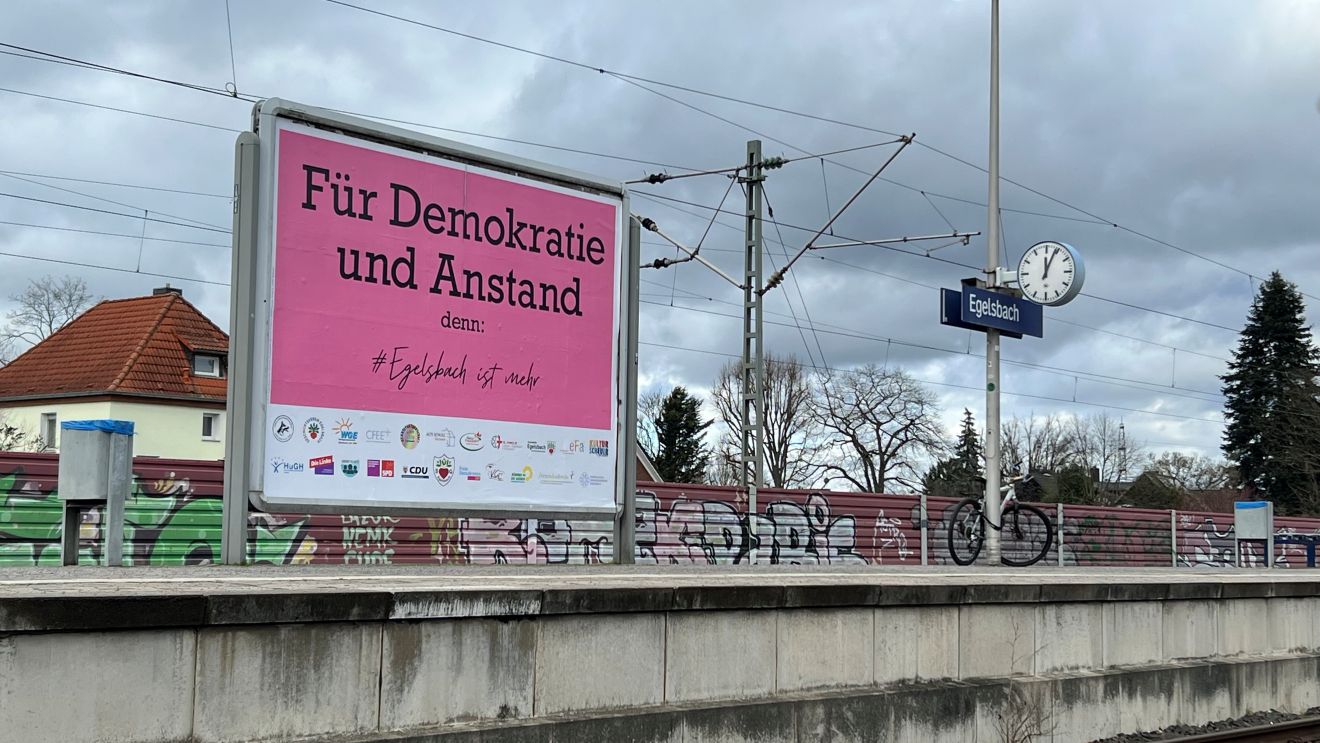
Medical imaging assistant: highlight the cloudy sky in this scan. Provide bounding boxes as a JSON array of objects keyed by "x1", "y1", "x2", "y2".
[{"x1": 2, "y1": 0, "x2": 1318, "y2": 465}]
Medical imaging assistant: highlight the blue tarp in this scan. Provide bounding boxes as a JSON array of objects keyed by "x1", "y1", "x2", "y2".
[{"x1": 60, "y1": 420, "x2": 135, "y2": 435}]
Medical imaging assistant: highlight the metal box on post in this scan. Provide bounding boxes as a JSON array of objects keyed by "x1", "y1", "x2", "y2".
[
  {"x1": 57, "y1": 420, "x2": 134, "y2": 566},
  {"x1": 1234, "y1": 500, "x2": 1274, "y2": 568}
]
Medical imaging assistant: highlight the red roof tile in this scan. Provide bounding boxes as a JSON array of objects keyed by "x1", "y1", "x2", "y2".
[{"x1": 0, "y1": 292, "x2": 228, "y2": 402}]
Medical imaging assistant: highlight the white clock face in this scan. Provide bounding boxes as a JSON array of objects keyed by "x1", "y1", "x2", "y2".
[{"x1": 1016, "y1": 241, "x2": 1084, "y2": 306}]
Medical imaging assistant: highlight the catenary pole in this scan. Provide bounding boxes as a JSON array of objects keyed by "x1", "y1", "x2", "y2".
[
  {"x1": 742, "y1": 140, "x2": 764, "y2": 564},
  {"x1": 984, "y1": 0, "x2": 1003, "y2": 565}
]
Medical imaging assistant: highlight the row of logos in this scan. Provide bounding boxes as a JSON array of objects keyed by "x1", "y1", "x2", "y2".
[
  {"x1": 270, "y1": 455, "x2": 610, "y2": 489},
  {"x1": 272, "y1": 415, "x2": 610, "y2": 457}
]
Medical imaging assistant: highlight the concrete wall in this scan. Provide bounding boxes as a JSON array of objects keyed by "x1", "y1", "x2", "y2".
[
  {"x1": 2, "y1": 582, "x2": 1320, "y2": 742},
  {"x1": 0, "y1": 400, "x2": 223, "y2": 459}
]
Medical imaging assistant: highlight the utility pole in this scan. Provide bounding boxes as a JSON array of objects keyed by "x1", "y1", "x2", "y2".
[
  {"x1": 742, "y1": 139, "x2": 765, "y2": 564},
  {"x1": 983, "y1": 0, "x2": 1003, "y2": 565}
]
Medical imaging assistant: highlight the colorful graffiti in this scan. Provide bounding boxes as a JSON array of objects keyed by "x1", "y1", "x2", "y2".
[{"x1": 3, "y1": 452, "x2": 1320, "y2": 568}]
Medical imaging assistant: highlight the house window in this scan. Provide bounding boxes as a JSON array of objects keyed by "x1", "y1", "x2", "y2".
[
  {"x1": 193, "y1": 354, "x2": 222, "y2": 378},
  {"x1": 202, "y1": 413, "x2": 221, "y2": 441},
  {"x1": 41, "y1": 413, "x2": 56, "y2": 449}
]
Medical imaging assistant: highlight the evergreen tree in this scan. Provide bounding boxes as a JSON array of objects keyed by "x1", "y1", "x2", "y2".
[
  {"x1": 922, "y1": 409, "x2": 984, "y2": 498},
  {"x1": 651, "y1": 386, "x2": 713, "y2": 483},
  {"x1": 1222, "y1": 272, "x2": 1320, "y2": 514}
]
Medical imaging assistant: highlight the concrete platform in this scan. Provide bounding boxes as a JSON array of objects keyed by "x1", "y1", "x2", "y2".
[{"x1": 1, "y1": 565, "x2": 1317, "y2": 742}]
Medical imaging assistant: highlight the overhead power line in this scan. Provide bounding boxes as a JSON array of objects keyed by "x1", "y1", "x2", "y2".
[
  {"x1": 640, "y1": 339, "x2": 1222, "y2": 425},
  {"x1": 0, "y1": 170, "x2": 231, "y2": 199},
  {"x1": 313, "y1": 1, "x2": 1319, "y2": 301},
  {"x1": 0, "y1": 191, "x2": 231, "y2": 234},
  {"x1": 0, "y1": 248, "x2": 227, "y2": 287},
  {"x1": 632, "y1": 189, "x2": 1241, "y2": 334},
  {"x1": 0, "y1": 219, "x2": 230, "y2": 248},
  {"x1": 0, "y1": 86, "x2": 242, "y2": 133}
]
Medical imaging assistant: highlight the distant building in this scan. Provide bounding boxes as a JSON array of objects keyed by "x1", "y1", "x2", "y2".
[{"x1": 0, "y1": 286, "x2": 228, "y2": 459}]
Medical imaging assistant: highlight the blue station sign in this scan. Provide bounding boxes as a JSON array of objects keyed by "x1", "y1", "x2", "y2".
[{"x1": 939, "y1": 285, "x2": 1042, "y2": 338}]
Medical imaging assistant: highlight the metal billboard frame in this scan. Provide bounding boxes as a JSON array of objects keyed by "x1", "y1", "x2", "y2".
[{"x1": 222, "y1": 99, "x2": 638, "y2": 563}]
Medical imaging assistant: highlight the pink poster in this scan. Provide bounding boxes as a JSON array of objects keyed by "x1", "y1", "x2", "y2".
[{"x1": 268, "y1": 127, "x2": 620, "y2": 431}]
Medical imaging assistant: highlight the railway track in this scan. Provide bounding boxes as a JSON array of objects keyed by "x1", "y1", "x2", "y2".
[{"x1": 1159, "y1": 715, "x2": 1320, "y2": 742}]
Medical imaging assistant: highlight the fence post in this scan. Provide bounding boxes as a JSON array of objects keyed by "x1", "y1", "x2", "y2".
[
  {"x1": 1056, "y1": 502, "x2": 1064, "y2": 567},
  {"x1": 919, "y1": 490, "x2": 929, "y2": 566},
  {"x1": 1170, "y1": 509, "x2": 1178, "y2": 567}
]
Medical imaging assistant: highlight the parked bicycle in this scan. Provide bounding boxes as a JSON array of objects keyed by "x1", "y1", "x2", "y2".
[{"x1": 947, "y1": 475, "x2": 1054, "y2": 566}]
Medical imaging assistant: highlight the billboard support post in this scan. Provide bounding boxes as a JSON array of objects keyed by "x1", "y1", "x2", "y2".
[
  {"x1": 617, "y1": 216, "x2": 641, "y2": 564},
  {"x1": 222, "y1": 132, "x2": 259, "y2": 565}
]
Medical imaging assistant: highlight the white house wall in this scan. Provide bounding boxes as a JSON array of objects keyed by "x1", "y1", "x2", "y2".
[{"x1": 0, "y1": 401, "x2": 223, "y2": 460}]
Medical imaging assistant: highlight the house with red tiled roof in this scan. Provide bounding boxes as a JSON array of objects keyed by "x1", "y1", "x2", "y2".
[{"x1": 0, "y1": 286, "x2": 228, "y2": 459}]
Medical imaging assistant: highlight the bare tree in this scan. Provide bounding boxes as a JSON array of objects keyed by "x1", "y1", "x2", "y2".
[
  {"x1": 2, "y1": 275, "x2": 94, "y2": 364},
  {"x1": 1068, "y1": 412, "x2": 1144, "y2": 505},
  {"x1": 810, "y1": 365, "x2": 945, "y2": 493},
  {"x1": 0, "y1": 412, "x2": 45, "y2": 452},
  {"x1": 635, "y1": 389, "x2": 667, "y2": 462},
  {"x1": 1000, "y1": 414, "x2": 1075, "y2": 476},
  {"x1": 711, "y1": 352, "x2": 824, "y2": 488},
  {"x1": 1143, "y1": 452, "x2": 1232, "y2": 492}
]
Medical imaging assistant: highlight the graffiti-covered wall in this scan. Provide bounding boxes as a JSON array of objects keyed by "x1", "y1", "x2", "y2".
[{"x1": 0, "y1": 452, "x2": 1316, "y2": 567}]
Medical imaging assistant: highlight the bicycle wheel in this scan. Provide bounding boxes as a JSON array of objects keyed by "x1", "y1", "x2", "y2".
[
  {"x1": 947, "y1": 497, "x2": 984, "y2": 566},
  {"x1": 999, "y1": 503, "x2": 1054, "y2": 567}
]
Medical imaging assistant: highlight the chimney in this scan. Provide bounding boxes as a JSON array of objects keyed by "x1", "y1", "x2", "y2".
[{"x1": 153, "y1": 284, "x2": 183, "y2": 297}]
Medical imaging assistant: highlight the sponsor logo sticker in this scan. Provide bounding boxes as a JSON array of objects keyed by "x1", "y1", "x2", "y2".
[
  {"x1": 380, "y1": 460, "x2": 395, "y2": 478},
  {"x1": 363, "y1": 429, "x2": 391, "y2": 443},
  {"x1": 491, "y1": 435, "x2": 520, "y2": 451},
  {"x1": 303, "y1": 417, "x2": 325, "y2": 444},
  {"x1": 588, "y1": 439, "x2": 610, "y2": 457},
  {"x1": 400, "y1": 424, "x2": 421, "y2": 450},
  {"x1": 567, "y1": 440, "x2": 586, "y2": 454},
  {"x1": 485, "y1": 464, "x2": 505, "y2": 481},
  {"x1": 461, "y1": 432, "x2": 484, "y2": 451},
  {"x1": 511, "y1": 465, "x2": 534, "y2": 484},
  {"x1": 426, "y1": 428, "x2": 457, "y2": 446},
  {"x1": 341, "y1": 459, "x2": 360, "y2": 478},
  {"x1": 333, "y1": 418, "x2": 358, "y2": 444},
  {"x1": 310, "y1": 455, "x2": 334, "y2": 475},
  {"x1": 526, "y1": 441, "x2": 548, "y2": 454},
  {"x1": 458, "y1": 466, "x2": 482, "y2": 481},
  {"x1": 367, "y1": 459, "x2": 381, "y2": 477},
  {"x1": 434, "y1": 455, "x2": 454, "y2": 486},
  {"x1": 272, "y1": 415, "x2": 294, "y2": 443},
  {"x1": 401, "y1": 464, "x2": 429, "y2": 479},
  {"x1": 269, "y1": 458, "x2": 305, "y2": 474}
]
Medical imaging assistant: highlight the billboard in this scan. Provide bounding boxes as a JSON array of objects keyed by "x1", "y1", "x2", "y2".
[{"x1": 229, "y1": 100, "x2": 630, "y2": 518}]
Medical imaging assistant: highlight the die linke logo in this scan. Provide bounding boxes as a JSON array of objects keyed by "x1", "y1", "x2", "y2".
[
  {"x1": 588, "y1": 439, "x2": 610, "y2": 457},
  {"x1": 303, "y1": 417, "x2": 325, "y2": 443},
  {"x1": 434, "y1": 455, "x2": 454, "y2": 486},
  {"x1": 341, "y1": 459, "x2": 360, "y2": 478},
  {"x1": 310, "y1": 455, "x2": 334, "y2": 475},
  {"x1": 461, "y1": 432, "x2": 484, "y2": 451},
  {"x1": 401, "y1": 463, "x2": 429, "y2": 479},
  {"x1": 367, "y1": 459, "x2": 396, "y2": 478},
  {"x1": 333, "y1": 418, "x2": 358, "y2": 444}
]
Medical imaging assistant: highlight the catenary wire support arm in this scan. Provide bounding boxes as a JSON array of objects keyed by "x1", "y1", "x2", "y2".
[
  {"x1": 631, "y1": 214, "x2": 744, "y2": 289},
  {"x1": 624, "y1": 138, "x2": 902, "y2": 186},
  {"x1": 762, "y1": 134, "x2": 913, "y2": 294},
  {"x1": 809, "y1": 231, "x2": 980, "y2": 251}
]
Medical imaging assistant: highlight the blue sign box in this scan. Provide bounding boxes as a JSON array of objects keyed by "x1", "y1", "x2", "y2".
[{"x1": 939, "y1": 286, "x2": 1042, "y2": 338}]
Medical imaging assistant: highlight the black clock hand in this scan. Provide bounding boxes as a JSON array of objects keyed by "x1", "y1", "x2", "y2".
[{"x1": 1042, "y1": 252, "x2": 1054, "y2": 279}]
